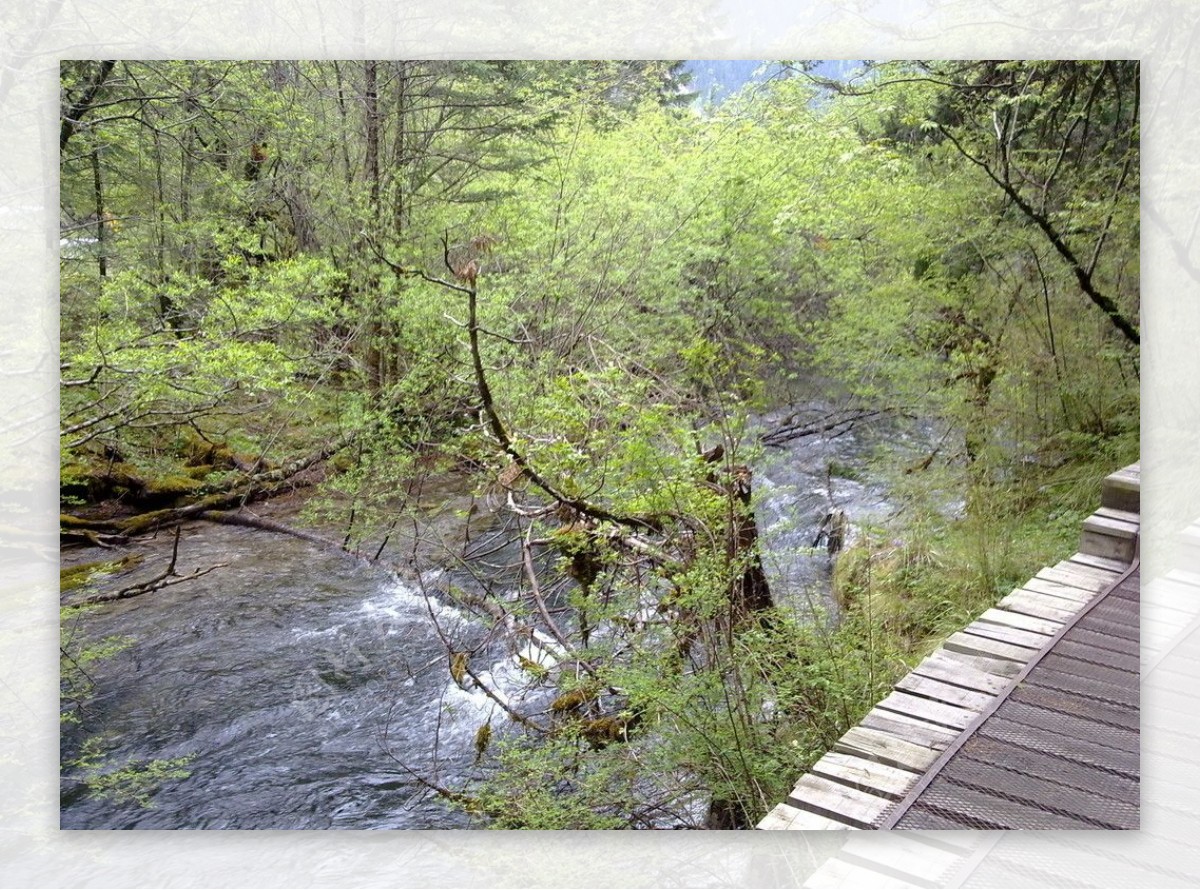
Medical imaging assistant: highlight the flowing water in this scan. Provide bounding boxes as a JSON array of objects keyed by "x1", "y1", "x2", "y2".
[{"x1": 59, "y1": 405, "x2": 907, "y2": 830}]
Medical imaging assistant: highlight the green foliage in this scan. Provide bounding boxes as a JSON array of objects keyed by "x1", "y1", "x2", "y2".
[
  {"x1": 459, "y1": 606, "x2": 903, "y2": 829},
  {"x1": 60, "y1": 605, "x2": 134, "y2": 724},
  {"x1": 832, "y1": 451, "x2": 1128, "y2": 652},
  {"x1": 61, "y1": 606, "x2": 194, "y2": 806},
  {"x1": 69, "y1": 737, "x2": 194, "y2": 808}
]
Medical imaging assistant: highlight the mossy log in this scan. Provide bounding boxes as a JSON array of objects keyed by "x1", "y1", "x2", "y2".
[
  {"x1": 60, "y1": 435, "x2": 354, "y2": 544},
  {"x1": 62, "y1": 433, "x2": 353, "y2": 516},
  {"x1": 62, "y1": 479, "x2": 304, "y2": 541}
]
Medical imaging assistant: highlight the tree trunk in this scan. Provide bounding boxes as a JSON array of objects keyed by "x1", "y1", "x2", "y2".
[
  {"x1": 705, "y1": 796, "x2": 750, "y2": 830},
  {"x1": 60, "y1": 60, "x2": 115, "y2": 152},
  {"x1": 91, "y1": 147, "x2": 107, "y2": 280},
  {"x1": 362, "y1": 60, "x2": 384, "y2": 396}
]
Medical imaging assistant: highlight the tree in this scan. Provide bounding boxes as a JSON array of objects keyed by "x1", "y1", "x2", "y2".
[{"x1": 925, "y1": 61, "x2": 1139, "y2": 346}]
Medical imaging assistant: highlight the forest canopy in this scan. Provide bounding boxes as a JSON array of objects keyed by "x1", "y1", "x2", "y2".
[{"x1": 60, "y1": 60, "x2": 1138, "y2": 829}]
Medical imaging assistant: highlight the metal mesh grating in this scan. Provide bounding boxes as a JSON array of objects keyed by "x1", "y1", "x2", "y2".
[{"x1": 891, "y1": 565, "x2": 1140, "y2": 830}]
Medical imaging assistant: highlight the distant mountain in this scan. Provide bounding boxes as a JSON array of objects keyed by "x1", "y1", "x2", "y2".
[
  {"x1": 683, "y1": 60, "x2": 863, "y2": 107},
  {"x1": 685, "y1": 60, "x2": 780, "y2": 106}
]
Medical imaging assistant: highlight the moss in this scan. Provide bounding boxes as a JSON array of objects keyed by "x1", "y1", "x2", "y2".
[
  {"x1": 178, "y1": 434, "x2": 249, "y2": 472},
  {"x1": 60, "y1": 462, "x2": 97, "y2": 500},
  {"x1": 550, "y1": 524, "x2": 603, "y2": 589},
  {"x1": 550, "y1": 686, "x2": 595, "y2": 713},
  {"x1": 141, "y1": 474, "x2": 204, "y2": 498},
  {"x1": 60, "y1": 554, "x2": 144, "y2": 592},
  {"x1": 826, "y1": 460, "x2": 864, "y2": 482},
  {"x1": 116, "y1": 509, "x2": 175, "y2": 536},
  {"x1": 517, "y1": 656, "x2": 550, "y2": 680},
  {"x1": 450, "y1": 651, "x2": 470, "y2": 687},
  {"x1": 579, "y1": 715, "x2": 631, "y2": 749}
]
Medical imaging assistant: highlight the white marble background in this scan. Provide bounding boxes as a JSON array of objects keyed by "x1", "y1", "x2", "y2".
[{"x1": 3, "y1": 2, "x2": 1196, "y2": 886}]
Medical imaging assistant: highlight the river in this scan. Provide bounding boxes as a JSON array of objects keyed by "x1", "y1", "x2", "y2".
[{"x1": 59, "y1": 403, "x2": 903, "y2": 830}]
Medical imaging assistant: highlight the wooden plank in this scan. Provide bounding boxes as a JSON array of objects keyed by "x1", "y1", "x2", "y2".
[
  {"x1": 787, "y1": 773, "x2": 895, "y2": 829},
  {"x1": 896, "y1": 830, "x2": 982, "y2": 854},
  {"x1": 1102, "y1": 467, "x2": 1140, "y2": 513},
  {"x1": 876, "y1": 690, "x2": 978, "y2": 730},
  {"x1": 756, "y1": 802, "x2": 857, "y2": 830},
  {"x1": 1180, "y1": 524, "x2": 1200, "y2": 550},
  {"x1": 802, "y1": 859, "x2": 922, "y2": 889},
  {"x1": 943, "y1": 756, "x2": 1138, "y2": 828},
  {"x1": 976, "y1": 718, "x2": 1139, "y2": 778},
  {"x1": 932, "y1": 646, "x2": 1023, "y2": 679},
  {"x1": 1141, "y1": 624, "x2": 1180, "y2": 657},
  {"x1": 1042, "y1": 564, "x2": 1118, "y2": 589},
  {"x1": 912, "y1": 649, "x2": 1014, "y2": 695},
  {"x1": 1141, "y1": 595, "x2": 1199, "y2": 628},
  {"x1": 1080, "y1": 527, "x2": 1137, "y2": 562},
  {"x1": 1012, "y1": 683, "x2": 1139, "y2": 733},
  {"x1": 1102, "y1": 489, "x2": 1139, "y2": 514},
  {"x1": 1095, "y1": 506, "x2": 1140, "y2": 525},
  {"x1": 1053, "y1": 637, "x2": 1140, "y2": 673},
  {"x1": 1042, "y1": 562, "x2": 1118, "y2": 590},
  {"x1": 999, "y1": 700, "x2": 1140, "y2": 754},
  {"x1": 1105, "y1": 468, "x2": 1140, "y2": 485},
  {"x1": 1036, "y1": 568, "x2": 1108, "y2": 594},
  {"x1": 1022, "y1": 576, "x2": 1098, "y2": 603},
  {"x1": 810, "y1": 751, "x2": 921, "y2": 800},
  {"x1": 963, "y1": 734, "x2": 1140, "y2": 803},
  {"x1": 858, "y1": 709, "x2": 957, "y2": 751},
  {"x1": 1041, "y1": 651, "x2": 1137, "y2": 689},
  {"x1": 1072, "y1": 609, "x2": 1139, "y2": 642},
  {"x1": 1070, "y1": 550, "x2": 1133, "y2": 573},
  {"x1": 1083, "y1": 512, "x2": 1139, "y2": 539},
  {"x1": 1053, "y1": 557, "x2": 1121, "y2": 577},
  {"x1": 839, "y1": 834, "x2": 968, "y2": 883},
  {"x1": 960, "y1": 620, "x2": 1048, "y2": 651},
  {"x1": 943, "y1": 630, "x2": 1038, "y2": 665},
  {"x1": 895, "y1": 672, "x2": 995, "y2": 712},
  {"x1": 835, "y1": 726, "x2": 942, "y2": 773},
  {"x1": 1141, "y1": 614, "x2": 1187, "y2": 642},
  {"x1": 998, "y1": 590, "x2": 1080, "y2": 622},
  {"x1": 1087, "y1": 596, "x2": 1140, "y2": 630},
  {"x1": 1145, "y1": 575, "x2": 1200, "y2": 614},
  {"x1": 1164, "y1": 568, "x2": 1200, "y2": 588},
  {"x1": 976, "y1": 606, "x2": 1061, "y2": 636}
]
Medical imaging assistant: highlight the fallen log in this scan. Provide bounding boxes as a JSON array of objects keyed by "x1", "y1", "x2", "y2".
[
  {"x1": 196, "y1": 509, "x2": 372, "y2": 561},
  {"x1": 760, "y1": 408, "x2": 888, "y2": 447},
  {"x1": 71, "y1": 528, "x2": 227, "y2": 606},
  {"x1": 62, "y1": 475, "x2": 322, "y2": 541},
  {"x1": 60, "y1": 434, "x2": 354, "y2": 542}
]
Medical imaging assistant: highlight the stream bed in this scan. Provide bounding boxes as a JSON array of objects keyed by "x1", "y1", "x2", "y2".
[{"x1": 60, "y1": 405, "x2": 905, "y2": 830}]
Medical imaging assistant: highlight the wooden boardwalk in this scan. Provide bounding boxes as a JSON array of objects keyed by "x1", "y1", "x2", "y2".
[{"x1": 759, "y1": 463, "x2": 1140, "y2": 833}]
